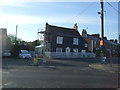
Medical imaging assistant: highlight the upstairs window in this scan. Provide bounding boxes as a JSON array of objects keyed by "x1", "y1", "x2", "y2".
[
  {"x1": 73, "y1": 38, "x2": 78, "y2": 45},
  {"x1": 85, "y1": 43, "x2": 88, "y2": 47},
  {"x1": 57, "y1": 36, "x2": 63, "y2": 44}
]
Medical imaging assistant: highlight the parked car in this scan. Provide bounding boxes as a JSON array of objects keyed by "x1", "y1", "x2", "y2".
[
  {"x1": 2, "y1": 50, "x2": 11, "y2": 57},
  {"x1": 19, "y1": 50, "x2": 32, "y2": 59}
]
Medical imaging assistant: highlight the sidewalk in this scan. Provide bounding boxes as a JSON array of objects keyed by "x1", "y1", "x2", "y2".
[{"x1": 89, "y1": 63, "x2": 119, "y2": 73}]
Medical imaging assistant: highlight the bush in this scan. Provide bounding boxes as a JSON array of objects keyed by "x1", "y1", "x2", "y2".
[
  {"x1": 11, "y1": 44, "x2": 20, "y2": 58},
  {"x1": 95, "y1": 49, "x2": 101, "y2": 57}
]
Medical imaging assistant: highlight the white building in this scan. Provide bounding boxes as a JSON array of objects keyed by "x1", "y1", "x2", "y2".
[
  {"x1": 118, "y1": 1, "x2": 120, "y2": 43},
  {"x1": 0, "y1": 28, "x2": 7, "y2": 52}
]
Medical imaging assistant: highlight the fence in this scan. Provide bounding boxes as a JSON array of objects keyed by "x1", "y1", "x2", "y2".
[{"x1": 44, "y1": 52, "x2": 96, "y2": 59}]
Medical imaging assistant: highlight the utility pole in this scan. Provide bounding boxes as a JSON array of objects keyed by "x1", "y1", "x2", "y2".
[
  {"x1": 100, "y1": 0, "x2": 104, "y2": 40},
  {"x1": 98, "y1": 0, "x2": 104, "y2": 47},
  {"x1": 98, "y1": 0, "x2": 105, "y2": 63}
]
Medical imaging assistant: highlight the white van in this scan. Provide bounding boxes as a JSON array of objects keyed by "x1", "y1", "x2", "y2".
[{"x1": 19, "y1": 50, "x2": 32, "y2": 59}]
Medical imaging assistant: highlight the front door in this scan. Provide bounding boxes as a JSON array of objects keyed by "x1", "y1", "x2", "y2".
[{"x1": 66, "y1": 47, "x2": 70, "y2": 55}]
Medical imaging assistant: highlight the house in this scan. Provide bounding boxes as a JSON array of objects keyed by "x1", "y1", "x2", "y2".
[
  {"x1": 82, "y1": 29, "x2": 119, "y2": 57},
  {"x1": 104, "y1": 39, "x2": 118, "y2": 57},
  {"x1": 44, "y1": 23, "x2": 88, "y2": 52},
  {"x1": 118, "y1": 43, "x2": 120, "y2": 57},
  {"x1": 36, "y1": 23, "x2": 96, "y2": 59},
  {"x1": 82, "y1": 29, "x2": 100, "y2": 53},
  {"x1": 0, "y1": 28, "x2": 7, "y2": 52}
]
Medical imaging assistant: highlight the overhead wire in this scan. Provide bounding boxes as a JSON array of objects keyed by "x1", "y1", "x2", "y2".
[
  {"x1": 104, "y1": 0, "x2": 118, "y2": 40},
  {"x1": 62, "y1": 2, "x2": 96, "y2": 25},
  {"x1": 105, "y1": 0, "x2": 120, "y2": 14}
]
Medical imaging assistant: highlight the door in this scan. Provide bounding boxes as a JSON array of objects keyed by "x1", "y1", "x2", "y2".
[{"x1": 66, "y1": 47, "x2": 70, "y2": 55}]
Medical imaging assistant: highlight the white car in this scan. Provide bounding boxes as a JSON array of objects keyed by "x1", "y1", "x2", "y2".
[
  {"x1": 3, "y1": 50, "x2": 11, "y2": 57},
  {"x1": 19, "y1": 50, "x2": 32, "y2": 59}
]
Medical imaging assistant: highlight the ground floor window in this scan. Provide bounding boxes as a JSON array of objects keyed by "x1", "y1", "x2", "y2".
[
  {"x1": 73, "y1": 48, "x2": 78, "y2": 53},
  {"x1": 56, "y1": 48, "x2": 62, "y2": 53},
  {"x1": 81, "y1": 50, "x2": 86, "y2": 53}
]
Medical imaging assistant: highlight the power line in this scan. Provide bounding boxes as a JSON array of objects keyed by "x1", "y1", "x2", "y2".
[
  {"x1": 63, "y1": 2, "x2": 96, "y2": 24},
  {"x1": 105, "y1": 0, "x2": 120, "y2": 14}
]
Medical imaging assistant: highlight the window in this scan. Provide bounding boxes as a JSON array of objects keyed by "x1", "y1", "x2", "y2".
[
  {"x1": 57, "y1": 36, "x2": 63, "y2": 44},
  {"x1": 56, "y1": 48, "x2": 62, "y2": 53},
  {"x1": 94, "y1": 41, "x2": 96, "y2": 47},
  {"x1": 73, "y1": 38, "x2": 78, "y2": 45},
  {"x1": 73, "y1": 49, "x2": 78, "y2": 53},
  {"x1": 81, "y1": 50, "x2": 86, "y2": 53},
  {"x1": 85, "y1": 43, "x2": 88, "y2": 47}
]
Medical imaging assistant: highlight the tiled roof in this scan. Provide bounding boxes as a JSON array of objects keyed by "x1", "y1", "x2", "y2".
[
  {"x1": 47, "y1": 24, "x2": 81, "y2": 38},
  {"x1": 104, "y1": 39, "x2": 118, "y2": 45},
  {"x1": 87, "y1": 35, "x2": 100, "y2": 42}
]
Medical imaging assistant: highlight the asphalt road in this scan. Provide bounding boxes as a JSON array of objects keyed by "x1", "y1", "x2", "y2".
[{"x1": 2, "y1": 58, "x2": 119, "y2": 88}]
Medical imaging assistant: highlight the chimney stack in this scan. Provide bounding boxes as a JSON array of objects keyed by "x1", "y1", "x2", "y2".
[
  {"x1": 73, "y1": 23, "x2": 78, "y2": 31},
  {"x1": 82, "y1": 29, "x2": 87, "y2": 37},
  {"x1": 115, "y1": 39, "x2": 118, "y2": 43}
]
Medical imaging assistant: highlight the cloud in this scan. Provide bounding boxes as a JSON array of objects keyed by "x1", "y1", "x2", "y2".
[
  {"x1": 0, "y1": 0, "x2": 32, "y2": 7},
  {"x1": 0, "y1": 13, "x2": 101, "y2": 25},
  {"x1": 0, "y1": 13, "x2": 117, "y2": 27},
  {"x1": 0, "y1": 0, "x2": 99, "y2": 5},
  {"x1": 0, "y1": 0, "x2": 119, "y2": 6}
]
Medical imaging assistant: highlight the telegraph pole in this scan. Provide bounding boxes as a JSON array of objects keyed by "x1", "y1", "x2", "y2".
[
  {"x1": 99, "y1": 0, "x2": 104, "y2": 47},
  {"x1": 100, "y1": 0, "x2": 104, "y2": 40},
  {"x1": 98, "y1": 0, "x2": 105, "y2": 63}
]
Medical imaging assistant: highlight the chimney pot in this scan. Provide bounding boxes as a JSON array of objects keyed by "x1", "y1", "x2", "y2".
[{"x1": 73, "y1": 23, "x2": 78, "y2": 31}]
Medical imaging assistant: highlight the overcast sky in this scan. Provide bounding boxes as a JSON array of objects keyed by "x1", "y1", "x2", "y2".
[{"x1": 0, "y1": 0, "x2": 118, "y2": 41}]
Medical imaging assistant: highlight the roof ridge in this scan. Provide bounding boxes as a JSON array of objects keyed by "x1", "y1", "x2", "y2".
[{"x1": 48, "y1": 24, "x2": 76, "y2": 31}]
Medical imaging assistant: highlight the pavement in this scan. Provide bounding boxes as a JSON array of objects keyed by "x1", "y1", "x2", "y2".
[
  {"x1": 89, "y1": 63, "x2": 119, "y2": 73},
  {"x1": 41, "y1": 57, "x2": 120, "y2": 73}
]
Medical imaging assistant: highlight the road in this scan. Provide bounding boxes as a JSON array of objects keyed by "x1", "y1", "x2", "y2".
[{"x1": 2, "y1": 58, "x2": 119, "y2": 88}]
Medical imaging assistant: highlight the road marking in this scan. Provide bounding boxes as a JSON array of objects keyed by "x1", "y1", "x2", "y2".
[
  {"x1": 2, "y1": 72, "x2": 9, "y2": 74},
  {"x1": 108, "y1": 71, "x2": 115, "y2": 73},
  {"x1": 48, "y1": 66, "x2": 56, "y2": 68},
  {"x1": 3, "y1": 81, "x2": 14, "y2": 86}
]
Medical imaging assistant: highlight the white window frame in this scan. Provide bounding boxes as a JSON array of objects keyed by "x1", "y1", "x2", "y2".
[
  {"x1": 56, "y1": 48, "x2": 62, "y2": 53},
  {"x1": 73, "y1": 48, "x2": 78, "y2": 53},
  {"x1": 73, "y1": 38, "x2": 79, "y2": 45},
  {"x1": 57, "y1": 36, "x2": 63, "y2": 44},
  {"x1": 85, "y1": 43, "x2": 88, "y2": 47},
  {"x1": 81, "y1": 50, "x2": 86, "y2": 53}
]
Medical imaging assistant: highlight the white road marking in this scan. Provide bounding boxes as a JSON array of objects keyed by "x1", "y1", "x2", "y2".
[
  {"x1": 2, "y1": 71, "x2": 9, "y2": 74},
  {"x1": 108, "y1": 71, "x2": 115, "y2": 73},
  {"x1": 3, "y1": 81, "x2": 14, "y2": 86}
]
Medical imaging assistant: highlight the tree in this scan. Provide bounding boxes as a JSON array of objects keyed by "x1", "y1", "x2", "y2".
[
  {"x1": 8, "y1": 34, "x2": 23, "y2": 44},
  {"x1": 6, "y1": 36, "x2": 12, "y2": 50},
  {"x1": 7, "y1": 34, "x2": 23, "y2": 57},
  {"x1": 11, "y1": 44, "x2": 20, "y2": 58},
  {"x1": 7, "y1": 34, "x2": 42, "y2": 57}
]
